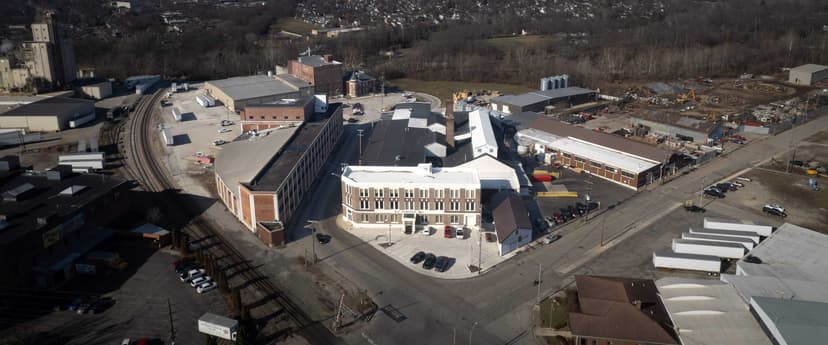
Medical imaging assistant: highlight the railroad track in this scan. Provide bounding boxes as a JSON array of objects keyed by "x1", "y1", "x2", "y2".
[{"x1": 121, "y1": 89, "x2": 340, "y2": 344}]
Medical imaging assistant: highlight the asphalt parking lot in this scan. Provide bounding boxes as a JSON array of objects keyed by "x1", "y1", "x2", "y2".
[
  {"x1": 1, "y1": 243, "x2": 226, "y2": 345},
  {"x1": 525, "y1": 162, "x2": 636, "y2": 235}
]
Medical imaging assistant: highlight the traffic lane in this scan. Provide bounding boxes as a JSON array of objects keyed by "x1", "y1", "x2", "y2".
[{"x1": 313, "y1": 217, "x2": 507, "y2": 345}]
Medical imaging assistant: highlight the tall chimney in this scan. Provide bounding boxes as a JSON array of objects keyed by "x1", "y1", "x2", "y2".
[{"x1": 445, "y1": 102, "x2": 455, "y2": 150}]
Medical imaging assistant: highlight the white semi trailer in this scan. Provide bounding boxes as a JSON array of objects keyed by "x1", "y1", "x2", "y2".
[
  {"x1": 672, "y1": 239, "x2": 746, "y2": 259},
  {"x1": 171, "y1": 107, "x2": 182, "y2": 122},
  {"x1": 653, "y1": 251, "x2": 721, "y2": 273},
  {"x1": 689, "y1": 228, "x2": 761, "y2": 244},
  {"x1": 681, "y1": 233, "x2": 755, "y2": 250},
  {"x1": 198, "y1": 313, "x2": 238, "y2": 341},
  {"x1": 703, "y1": 217, "x2": 773, "y2": 236}
]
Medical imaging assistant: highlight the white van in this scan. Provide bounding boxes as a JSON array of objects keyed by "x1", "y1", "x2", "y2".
[
  {"x1": 421, "y1": 227, "x2": 434, "y2": 236},
  {"x1": 189, "y1": 275, "x2": 211, "y2": 288},
  {"x1": 456, "y1": 227, "x2": 465, "y2": 239}
]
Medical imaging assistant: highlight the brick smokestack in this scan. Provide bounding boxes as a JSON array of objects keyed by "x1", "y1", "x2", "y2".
[{"x1": 445, "y1": 102, "x2": 455, "y2": 150}]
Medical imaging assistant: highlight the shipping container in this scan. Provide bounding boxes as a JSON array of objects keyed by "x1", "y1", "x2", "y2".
[
  {"x1": 688, "y1": 228, "x2": 760, "y2": 244},
  {"x1": 59, "y1": 152, "x2": 105, "y2": 161},
  {"x1": 161, "y1": 128, "x2": 174, "y2": 146},
  {"x1": 198, "y1": 313, "x2": 238, "y2": 341},
  {"x1": 672, "y1": 239, "x2": 746, "y2": 259},
  {"x1": 171, "y1": 107, "x2": 182, "y2": 122},
  {"x1": 681, "y1": 233, "x2": 755, "y2": 250},
  {"x1": 703, "y1": 217, "x2": 773, "y2": 237},
  {"x1": 652, "y1": 251, "x2": 721, "y2": 273},
  {"x1": 69, "y1": 113, "x2": 96, "y2": 128}
]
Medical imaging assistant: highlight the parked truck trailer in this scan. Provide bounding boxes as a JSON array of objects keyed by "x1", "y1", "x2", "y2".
[
  {"x1": 681, "y1": 233, "x2": 755, "y2": 250},
  {"x1": 703, "y1": 217, "x2": 773, "y2": 237},
  {"x1": 653, "y1": 251, "x2": 721, "y2": 273},
  {"x1": 689, "y1": 227, "x2": 760, "y2": 244},
  {"x1": 198, "y1": 313, "x2": 238, "y2": 341},
  {"x1": 672, "y1": 239, "x2": 746, "y2": 259},
  {"x1": 171, "y1": 107, "x2": 182, "y2": 122}
]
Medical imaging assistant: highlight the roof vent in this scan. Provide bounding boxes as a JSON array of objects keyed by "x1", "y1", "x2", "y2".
[
  {"x1": 60, "y1": 185, "x2": 87, "y2": 196},
  {"x1": 47, "y1": 165, "x2": 72, "y2": 180},
  {"x1": 3, "y1": 182, "x2": 35, "y2": 202}
]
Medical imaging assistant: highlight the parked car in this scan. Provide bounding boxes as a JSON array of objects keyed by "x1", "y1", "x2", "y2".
[
  {"x1": 729, "y1": 180, "x2": 745, "y2": 188},
  {"x1": 559, "y1": 208, "x2": 572, "y2": 221},
  {"x1": 573, "y1": 204, "x2": 585, "y2": 216},
  {"x1": 179, "y1": 269, "x2": 205, "y2": 282},
  {"x1": 175, "y1": 263, "x2": 200, "y2": 275},
  {"x1": 218, "y1": 128, "x2": 231, "y2": 133},
  {"x1": 67, "y1": 297, "x2": 84, "y2": 312},
  {"x1": 316, "y1": 233, "x2": 332, "y2": 244},
  {"x1": 568, "y1": 205, "x2": 580, "y2": 217},
  {"x1": 189, "y1": 276, "x2": 211, "y2": 288},
  {"x1": 789, "y1": 160, "x2": 805, "y2": 167},
  {"x1": 552, "y1": 213, "x2": 564, "y2": 225},
  {"x1": 444, "y1": 226, "x2": 454, "y2": 238},
  {"x1": 422, "y1": 254, "x2": 437, "y2": 269},
  {"x1": 197, "y1": 282, "x2": 217, "y2": 294},
  {"x1": 421, "y1": 227, "x2": 434, "y2": 236},
  {"x1": 764, "y1": 203, "x2": 785, "y2": 213},
  {"x1": 434, "y1": 256, "x2": 451, "y2": 272},
  {"x1": 542, "y1": 234, "x2": 562, "y2": 244},
  {"x1": 213, "y1": 139, "x2": 227, "y2": 146},
  {"x1": 121, "y1": 339, "x2": 131, "y2": 345},
  {"x1": 410, "y1": 251, "x2": 426, "y2": 264},
  {"x1": 220, "y1": 120, "x2": 234, "y2": 126},
  {"x1": 716, "y1": 182, "x2": 738, "y2": 191},
  {"x1": 684, "y1": 205, "x2": 706, "y2": 213},
  {"x1": 763, "y1": 205, "x2": 787, "y2": 217},
  {"x1": 544, "y1": 216, "x2": 555, "y2": 227},
  {"x1": 704, "y1": 188, "x2": 725, "y2": 198},
  {"x1": 735, "y1": 176, "x2": 752, "y2": 182},
  {"x1": 346, "y1": 118, "x2": 359, "y2": 123},
  {"x1": 456, "y1": 228, "x2": 465, "y2": 239},
  {"x1": 587, "y1": 202, "x2": 599, "y2": 211}
]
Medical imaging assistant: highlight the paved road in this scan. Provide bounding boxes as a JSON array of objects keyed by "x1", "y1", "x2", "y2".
[{"x1": 286, "y1": 109, "x2": 828, "y2": 344}]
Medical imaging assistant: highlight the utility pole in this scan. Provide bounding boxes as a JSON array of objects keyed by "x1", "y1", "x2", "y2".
[
  {"x1": 167, "y1": 298, "x2": 176, "y2": 345},
  {"x1": 357, "y1": 129, "x2": 364, "y2": 165},
  {"x1": 333, "y1": 293, "x2": 345, "y2": 330},
  {"x1": 478, "y1": 228, "x2": 482, "y2": 274},
  {"x1": 468, "y1": 321, "x2": 478, "y2": 345},
  {"x1": 536, "y1": 263, "x2": 542, "y2": 304},
  {"x1": 600, "y1": 214, "x2": 606, "y2": 247}
]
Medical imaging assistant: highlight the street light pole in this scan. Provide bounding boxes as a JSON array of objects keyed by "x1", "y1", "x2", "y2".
[
  {"x1": 468, "y1": 321, "x2": 478, "y2": 345},
  {"x1": 357, "y1": 129, "x2": 364, "y2": 165}
]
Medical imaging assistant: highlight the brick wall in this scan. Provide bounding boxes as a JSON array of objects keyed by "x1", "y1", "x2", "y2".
[{"x1": 239, "y1": 100, "x2": 313, "y2": 132}]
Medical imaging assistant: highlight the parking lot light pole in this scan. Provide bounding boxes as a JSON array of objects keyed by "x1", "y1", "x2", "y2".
[
  {"x1": 536, "y1": 263, "x2": 542, "y2": 304},
  {"x1": 468, "y1": 321, "x2": 478, "y2": 345}
]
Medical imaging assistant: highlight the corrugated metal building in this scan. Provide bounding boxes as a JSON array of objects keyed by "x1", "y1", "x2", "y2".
[
  {"x1": 0, "y1": 97, "x2": 94, "y2": 132},
  {"x1": 788, "y1": 64, "x2": 828, "y2": 85},
  {"x1": 204, "y1": 74, "x2": 313, "y2": 112}
]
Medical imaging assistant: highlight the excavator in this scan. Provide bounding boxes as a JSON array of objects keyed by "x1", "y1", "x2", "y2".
[{"x1": 676, "y1": 89, "x2": 696, "y2": 104}]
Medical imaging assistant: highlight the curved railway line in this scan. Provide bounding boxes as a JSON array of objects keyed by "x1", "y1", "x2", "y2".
[{"x1": 120, "y1": 89, "x2": 341, "y2": 344}]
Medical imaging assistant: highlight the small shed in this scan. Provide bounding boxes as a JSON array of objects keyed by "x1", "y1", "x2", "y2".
[{"x1": 132, "y1": 223, "x2": 171, "y2": 247}]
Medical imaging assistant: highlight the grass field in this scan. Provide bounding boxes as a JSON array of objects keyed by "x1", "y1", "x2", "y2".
[
  {"x1": 485, "y1": 35, "x2": 562, "y2": 50},
  {"x1": 388, "y1": 78, "x2": 533, "y2": 101},
  {"x1": 539, "y1": 294, "x2": 570, "y2": 345},
  {"x1": 274, "y1": 18, "x2": 319, "y2": 35}
]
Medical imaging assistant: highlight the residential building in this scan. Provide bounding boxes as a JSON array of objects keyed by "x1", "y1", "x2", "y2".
[
  {"x1": 344, "y1": 70, "x2": 378, "y2": 97},
  {"x1": 630, "y1": 111, "x2": 723, "y2": 144},
  {"x1": 656, "y1": 277, "x2": 773, "y2": 345},
  {"x1": 490, "y1": 87, "x2": 596, "y2": 114},
  {"x1": 788, "y1": 64, "x2": 828, "y2": 86},
  {"x1": 214, "y1": 104, "x2": 343, "y2": 245},
  {"x1": 568, "y1": 275, "x2": 679, "y2": 345},
  {"x1": 340, "y1": 163, "x2": 481, "y2": 232},
  {"x1": 287, "y1": 55, "x2": 343, "y2": 96},
  {"x1": 0, "y1": 97, "x2": 95, "y2": 132},
  {"x1": 205, "y1": 74, "x2": 313, "y2": 112},
  {"x1": 491, "y1": 192, "x2": 531, "y2": 256},
  {"x1": 239, "y1": 97, "x2": 315, "y2": 132},
  {"x1": 0, "y1": 160, "x2": 129, "y2": 289}
]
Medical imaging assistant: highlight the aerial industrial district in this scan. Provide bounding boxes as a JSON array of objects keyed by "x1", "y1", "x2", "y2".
[{"x1": 1, "y1": 14, "x2": 828, "y2": 345}]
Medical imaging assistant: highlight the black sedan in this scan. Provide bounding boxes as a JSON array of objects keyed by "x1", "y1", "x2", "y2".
[
  {"x1": 704, "y1": 188, "x2": 725, "y2": 198},
  {"x1": 434, "y1": 256, "x2": 451, "y2": 272},
  {"x1": 410, "y1": 251, "x2": 426, "y2": 264},
  {"x1": 685, "y1": 205, "x2": 706, "y2": 213},
  {"x1": 422, "y1": 254, "x2": 437, "y2": 270}
]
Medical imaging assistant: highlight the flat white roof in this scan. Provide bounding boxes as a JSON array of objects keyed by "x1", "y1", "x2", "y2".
[
  {"x1": 456, "y1": 155, "x2": 520, "y2": 191},
  {"x1": 728, "y1": 223, "x2": 828, "y2": 303},
  {"x1": 341, "y1": 163, "x2": 479, "y2": 189},
  {"x1": 657, "y1": 277, "x2": 773, "y2": 345},
  {"x1": 469, "y1": 109, "x2": 498, "y2": 158},
  {"x1": 750, "y1": 296, "x2": 828, "y2": 345},
  {"x1": 214, "y1": 127, "x2": 299, "y2": 186},
  {"x1": 791, "y1": 64, "x2": 828, "y2": 74},
  {"x1": 551, "y1": 137, "x2": 658, "y2": 174}
]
